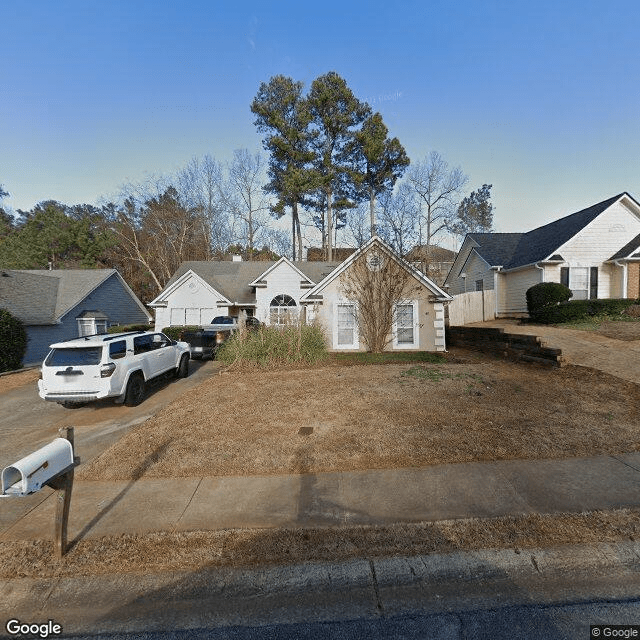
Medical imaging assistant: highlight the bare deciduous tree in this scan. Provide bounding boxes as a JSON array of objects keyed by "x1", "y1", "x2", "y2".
[
  {"x1": 177, "y1": 155, "x2": 234, "y2": 257},
  {"x1": 225, "y1": 149, "x2": 270, "y2": 259},
  {"x1": 113, "y1": 186, "x2": 210, "y2": 295},
  {"x1": 408, "y1": 151, "x2": 467, "y2": 247},
  {"x1": 340, "y1": 246, "x2": 422, "y2": 353},
  {"x1": 377, "y1": 181, "x2": 420, "y2": 256}
]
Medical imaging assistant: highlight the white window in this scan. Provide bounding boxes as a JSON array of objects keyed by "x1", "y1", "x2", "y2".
[
  {"x1": 568, "y1": 267, "x2": 589, "y2": 300},
  {"x1": 394, "y1": 302, "x2": 417, "y2": 348},
  {"x1": 336, "y1": 303, "x2": 357, "y2": 348},
  {"x1": 269, "y1": 294, "x2": 297, "y2": 326}
]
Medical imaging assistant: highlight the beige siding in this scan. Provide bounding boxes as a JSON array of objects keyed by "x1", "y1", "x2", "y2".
[
  {"x1": 310, "y1": 272, "x2": 442, "y2": 352},
  {"x1": 500, "y1": 267, "x2": 542, "y2": 315}
]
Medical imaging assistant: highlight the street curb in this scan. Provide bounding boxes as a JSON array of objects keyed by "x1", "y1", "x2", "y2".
[{"x1": 2, "y1": 540, "x2": 640, "y2": 637}]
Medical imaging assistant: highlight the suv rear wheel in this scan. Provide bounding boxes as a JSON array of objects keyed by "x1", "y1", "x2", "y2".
[{"x1": 124, "y1": 373, "x2": 146, "y2": 407}]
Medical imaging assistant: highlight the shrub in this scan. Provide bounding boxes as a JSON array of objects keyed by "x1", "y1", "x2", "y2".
[
  {"x1": 161, "y1": 326, "x2": 202, "y2": 341},
  {"x1": 531, "y1": 298, "x2": 640, "y2": 324},
  {"x1": 216, "y1": 324, "x2": 328, "y2": 368},
  {"x1": 0, "y1": 309, "x2": 28, "y2": 372},
  {"x1": 108, "y1": 323, "x2": 153, "y2": 334},
  {"x1": 526, "y1": 282, "x2": 572, "y2": 319}
]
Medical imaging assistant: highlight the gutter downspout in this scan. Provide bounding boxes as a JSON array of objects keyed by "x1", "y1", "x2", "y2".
[
  {"x1": 614, "y1": 260, "x2": 628, "y2": 299},
  {"x1": 491, "y1": 266, "x2": 502, "y2": 318}
]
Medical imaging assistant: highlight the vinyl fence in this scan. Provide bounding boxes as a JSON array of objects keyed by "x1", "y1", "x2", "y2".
[{"x1": 447, "y1": 290, "x2": 496, "y2": 326}]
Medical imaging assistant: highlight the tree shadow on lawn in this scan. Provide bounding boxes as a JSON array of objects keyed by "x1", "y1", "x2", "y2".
[{"x1": 69, "y1": 438, "x2": 174, "y2": 550}]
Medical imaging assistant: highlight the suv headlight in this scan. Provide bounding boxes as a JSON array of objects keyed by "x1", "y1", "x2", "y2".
[{"x1": 100, "y1": 363, "x2": 117, "y2": 378}]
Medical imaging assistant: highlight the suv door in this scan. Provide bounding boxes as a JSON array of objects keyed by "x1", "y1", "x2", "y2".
[
  {"x1": 151, "y1": 333, "x2": 176, "y2": 374},
  {"x1": 132, "y1": 334, "x2": 158, "y2": 379}
]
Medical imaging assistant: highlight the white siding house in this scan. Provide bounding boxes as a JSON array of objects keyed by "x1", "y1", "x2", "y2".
[{"x1": 445, "y1": 193, "x2": 640, "y2": 317}]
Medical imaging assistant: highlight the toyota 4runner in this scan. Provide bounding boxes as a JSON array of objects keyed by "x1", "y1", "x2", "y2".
[{"x1": 38, "y1": 331, "x2": 191, "y2": 408}]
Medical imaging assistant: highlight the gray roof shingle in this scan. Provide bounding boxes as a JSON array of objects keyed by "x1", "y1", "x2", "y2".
[
  {"x1": 0, "y1": 271, "x2": 60, "y2": 324},
  {"x1": 0, "y1": 269, "x2": 117, "y2": 325},
  {"x1": 468, "y1": 193, "x2": 639, "y2": 270},
  {"x1": 609, "y1": 232, "x2": 640, "y2": 260},
  {"x1": 465, "y1": 233, "x2": 523, "y2": 267},
  {"x1": 164, "y1": 260, "x2": 341, "y2": 303}
]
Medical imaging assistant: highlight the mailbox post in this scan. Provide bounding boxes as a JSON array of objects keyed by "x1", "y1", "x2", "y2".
[
  {"x1": 49, "y1": 427, "x2": 76, "y2": 558},
  {"x1": 1, "y1": 426, "x2": 80, "y2": 558}
]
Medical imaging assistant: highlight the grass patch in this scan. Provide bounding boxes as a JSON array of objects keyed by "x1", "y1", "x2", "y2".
[
  {"x1": 2, "y1": 509, "x2": 639, "y2": 578},
  {"x1": 78, "y1": 361, "x2": 640, "y2": 481},
  {"x1": 556, "y1": 314, "x2": 640, "y2": 331},
  {"x1": 333, "y1": 351, "x2": 446, "y2": 365}
]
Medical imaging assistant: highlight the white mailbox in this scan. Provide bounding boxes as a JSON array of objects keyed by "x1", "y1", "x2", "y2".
[{"x1": 1, "y1": 438, "x2": 74, "y2": 497}]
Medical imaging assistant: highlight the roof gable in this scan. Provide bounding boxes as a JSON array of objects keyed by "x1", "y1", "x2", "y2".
[
  {"x1": 248, "y1": 257, "x2": 315, "y2": 287},
  {"x1": 301, "y1": 236, "x2": 452, "y2": 302},
  {"x1": 149, "y1": 269, "x2": 231, "y2": 306},
  {"x1": 506, "y1": 193, "x2": 639, "y2": 269}
]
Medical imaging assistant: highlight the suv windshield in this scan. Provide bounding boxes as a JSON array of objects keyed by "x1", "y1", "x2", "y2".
[
  {"x1": 211, "y1": 316, "x2": 236, "y2": 324},
  {"x1": 45, "y1": 347, "x2": 103, "y2": 366}
]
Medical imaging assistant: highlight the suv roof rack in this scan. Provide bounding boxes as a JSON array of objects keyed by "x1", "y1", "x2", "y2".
[
  {"x1": 100, "y1": 331, "x2": 148, "y2": 342},
  {"x1": 55, "y1": 330, "x2": 150, "y2": 344}
]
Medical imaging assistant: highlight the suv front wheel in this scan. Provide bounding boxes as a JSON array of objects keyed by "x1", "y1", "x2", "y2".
[
  {"x1": 124, "y1": 373, "x2": 146, "y2": 407},
  {"x1": 175, "y1": 354, "x2": 189, "y2": 378}
]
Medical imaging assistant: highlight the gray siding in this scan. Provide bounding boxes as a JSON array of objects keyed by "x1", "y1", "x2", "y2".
[{"x1": 23, "y1": 274, "x2": 150, "y2": 364}]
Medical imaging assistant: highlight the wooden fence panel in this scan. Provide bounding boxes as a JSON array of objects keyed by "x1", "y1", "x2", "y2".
[{"x1": 447, "y1": 290, "x2": 496, "y2": 325}]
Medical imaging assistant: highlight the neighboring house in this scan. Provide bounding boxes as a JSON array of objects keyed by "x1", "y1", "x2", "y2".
[
  {"x1": 444, "y1": 193, "x2": 640, "y2": 316},
  {"x1": 151, "y1": 236, "x2": 452, "y2": 352},
  {"x1": 0, "y1": 269, "x2": 152, "y2": 364},
  {"x1": 404, "y1": 245, "x2": 456, "y2": 286}
]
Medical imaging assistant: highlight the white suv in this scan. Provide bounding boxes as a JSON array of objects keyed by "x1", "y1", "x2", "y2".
[{"x1": 38, "y1": 331, "x2": 190, "y2": 408}]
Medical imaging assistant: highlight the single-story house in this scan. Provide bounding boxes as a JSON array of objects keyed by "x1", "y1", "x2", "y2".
[
  {"x1": 150, "y1": 236, "x2": 452, "y2": 351},
  {"x1": 0, "y1": 269, "x2": 152, "y2": 364},
  {"x1": 444, "y1": 193, "x2": 640, "y2": 316}
]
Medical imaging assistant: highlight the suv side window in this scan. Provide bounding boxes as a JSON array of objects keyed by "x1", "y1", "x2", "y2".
[
  {"x1": 152, "y1": 333, "x2": 170, "y2": 349},
  {"x1": 109, "y1": 340, "x2": 127, "y2": 360},
  {"x1": 133, "y1": 335, "x2": 153, "y2": 355}
]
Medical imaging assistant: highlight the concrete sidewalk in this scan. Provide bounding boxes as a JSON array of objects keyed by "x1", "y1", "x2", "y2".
[{"x1": 2, "y1": 452, "x2": 640, "y2": 542}]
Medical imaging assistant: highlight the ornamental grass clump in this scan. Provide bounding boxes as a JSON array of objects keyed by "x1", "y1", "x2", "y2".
[{"x1": 216, "y1": 323, "x2": 328, "y2": 368}]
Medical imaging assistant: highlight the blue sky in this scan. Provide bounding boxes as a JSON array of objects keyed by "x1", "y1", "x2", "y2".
[{"x1": 2, "y1": 0, "x2": 639, "y2": 240}]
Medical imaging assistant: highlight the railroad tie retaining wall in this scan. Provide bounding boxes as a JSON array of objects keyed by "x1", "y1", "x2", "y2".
[{"x1": 446, "y1": 326, "x2": 565, "y2": 367}]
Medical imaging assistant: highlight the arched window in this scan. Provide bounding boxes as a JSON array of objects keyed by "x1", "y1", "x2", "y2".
[{"x1": 270, "y1": 294, "x2": 297, "y2": 326}]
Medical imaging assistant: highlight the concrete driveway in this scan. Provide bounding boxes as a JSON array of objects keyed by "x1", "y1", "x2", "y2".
[
  {"x1": 0, "y1": 358, "x2": 221, "y2": 529},
  {"x1": 469, "y1": 319, "x2": 640, "y2": 384}
]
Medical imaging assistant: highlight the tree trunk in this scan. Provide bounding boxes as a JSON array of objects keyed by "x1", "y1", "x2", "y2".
[
  {"x1": 291, "y1": 208, "x2": 296, "y2": 261},
  {"x1": 327, "y1": 187, "x2": 333, "y2": 262},
  {"x1": 294, "y1": 204, "x2": 303, "y2": 260},
  {"x1": 369, "y1": 189, "x2": 376, "y2": 238}
]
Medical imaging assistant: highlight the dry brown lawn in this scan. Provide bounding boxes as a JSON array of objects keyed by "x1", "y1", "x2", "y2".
[
  {"x1": 2, "y1": 508, "x2": 639, "y2": 579},
  {"x1": 79, "y1": 350, "x2": 640, "y2": 481},
  {"x1": 0, "y1": 368, "x2": 39, "y2": 394},
  {"x1": 596, "y1": 319, "x2": 640, "y2": 341}
]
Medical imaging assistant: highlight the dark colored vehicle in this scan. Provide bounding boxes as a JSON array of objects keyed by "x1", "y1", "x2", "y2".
[
  {"x1": 180, "y1": 329, "x2": 221, "y2": 360},
  {"x1": 182, "y1": 316, "x2": 263, "y2": 359}
]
